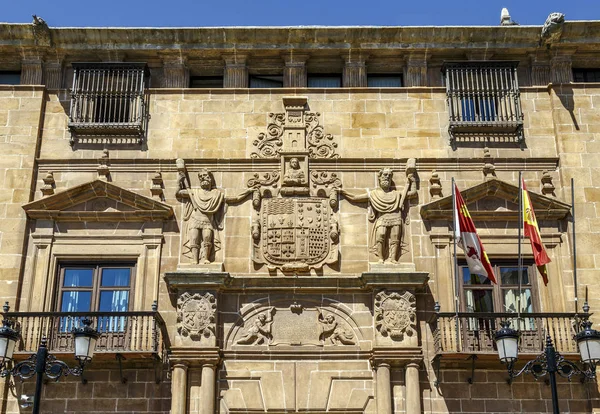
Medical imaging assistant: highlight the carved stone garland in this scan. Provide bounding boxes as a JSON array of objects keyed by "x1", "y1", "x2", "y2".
[
  {"x1": 177, "y1": 292, "x2": 217, "y2": 340},
  {"x1": 374, "y1": 290, "x2": 417, "y2": 340}
]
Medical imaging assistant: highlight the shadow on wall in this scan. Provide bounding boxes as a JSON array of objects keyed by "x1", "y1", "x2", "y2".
[{"x1": 556, "y1": 85, "x2": 580, "y2": 131}]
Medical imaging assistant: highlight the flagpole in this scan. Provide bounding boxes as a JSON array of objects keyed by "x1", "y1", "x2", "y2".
[
  {"x1": 572, "y1": 178, "x2": 578, "y2": 314},
  {"x1": 518, "y1": 172, "x2": 523, "y2": 323},
  {"x1": 452, "y1": 178, "x2": 460, "y2": 349}
]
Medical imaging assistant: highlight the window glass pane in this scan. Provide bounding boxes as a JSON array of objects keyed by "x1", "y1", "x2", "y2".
[
  {"x1": 63, "y1": 269, "x2": 94, "y2": 287},
  {"x1": 249, "y1": 75, "x2": 283, "y2": 88},
  {"x1": 500, "y1": 267, "x2": 529, "y2": 285},
  {"x1": 0, "y1": 72, "x2": 21, "y2": 85},
  {"x1": 503, "y1": 288, "x2": 533, "y2": 313},
  {"x1": 61, "y1": 291, "x2": 92, "y2": 312},
  {"x1": 462, "y1": 267, "x2": 492, "y2": 285},
  {"x1": 367, "y1": 75, "x2": 402, "y2": 87},
  {"x1": 101, "y1": 268, "x2": 131, "y2": 287},
  {"x1": 307, "y1": 75, "x2": 342, "y2": 88},
  {"x1": 465, "y1": 289, "x2": 494, "y2": 312},
  {"x1": 99, "y1": 290, "x2": 129, "y2": 312}
]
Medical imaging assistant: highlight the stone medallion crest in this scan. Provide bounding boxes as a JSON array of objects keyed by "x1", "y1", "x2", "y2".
[
  {"x1": 177, "y1": 292, "x2": 217, "y2": 340},
  {"x1": 374, "y1": 290, "x2": 416, "y2": 340}
]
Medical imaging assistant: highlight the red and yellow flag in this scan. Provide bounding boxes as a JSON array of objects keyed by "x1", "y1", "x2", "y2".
[
  {"x1": 522, "y1": 178, "x2": 551, "y2": 285},
  {"x1": 454, "y1": 184, "x2": 497, "y2": 284}
]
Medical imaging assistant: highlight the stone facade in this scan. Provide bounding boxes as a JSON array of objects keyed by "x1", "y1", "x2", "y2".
[{"x1": 0, "y1": 17, "x2": 600, "y2": 414}]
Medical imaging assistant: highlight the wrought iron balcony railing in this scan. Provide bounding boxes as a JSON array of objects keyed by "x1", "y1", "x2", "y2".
[
  {"x1": 442, "y1": 61, "x2": 524, "y2": 142},
  {"x1": 433, "y1": 312, "x2": 580, "y2": 356},
  {"x1": 2, "y1": 311, "x2": 167, "y2": 357},
  {"x1": 68, "y1": 62, "x2": 150, "y2": 144}
]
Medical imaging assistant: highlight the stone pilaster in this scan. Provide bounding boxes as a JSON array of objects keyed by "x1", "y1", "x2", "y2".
[
  {"x1": 43, "y1": 56, "x2": 63, "y2": 89},
  {"x1": 283, "y1": 53, "x2": 308, "y2": 87},
  {"x1": 375, "y1": 362, "x2": 392, "y2": 414},
  {"x1": 161, "y1": 52, "x2": 189, "y2": 88},
  {"x1": 405, "y1": 53, "x2": 429, "y2": 87},
  {"x1": 551, "y1": 51, "x2": 574, "y2": 84},
  {"x1": 223, "y1": 54, "x2": 248, "y2": 88},
  {"x1": 171, "y1": 363, "x2": 188, "y2": 414},
  {"x1": 20, "y1": 50, "x2": 43, "y2": 85},
  {"x1": 343, "y1": 54, "x2": 367, "y2": 87},
  {"x1": 530, "y1": 52, "x2": 551, "y2": 86},
  {"x1": 199, "y1": 363, "x2": 216, "y2": 414},
  {"x1": 405, "y1": 362, "x2": 421, "y2": 414}
]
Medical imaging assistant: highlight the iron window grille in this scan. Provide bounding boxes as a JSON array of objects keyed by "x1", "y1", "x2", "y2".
[
  {"x1": 68, "y1": 63, "x2": 149, "y2": 144},
  {"x1": 442, "y1": 61, "x2": 523, "y2": 142}
]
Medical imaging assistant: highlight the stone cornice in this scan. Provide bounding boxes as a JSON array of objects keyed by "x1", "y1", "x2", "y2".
[{"x1": 1, "y1": 23, "x2": 600, "y2": 55}]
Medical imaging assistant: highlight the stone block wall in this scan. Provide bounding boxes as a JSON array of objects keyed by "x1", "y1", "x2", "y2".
[
  {"x1": 4, "y1": 363, "x2": 171, "y2": 414},
  {"x1": 0, "y1": 86, "x2": 43, "y2": 308}
]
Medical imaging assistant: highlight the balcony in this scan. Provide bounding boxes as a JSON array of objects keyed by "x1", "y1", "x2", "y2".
[
  {"x1": 3, "y1": 311, "x2": 168, "y2": 359},
  {"x1": 442, "y1": 61, "x2": 524, "y2": 143},
  {"x1": 68, "y1": 62, "x2": 150, "y2": 145},
  {"x1": 433, "y1": 312, "x2": 580, "y2": 358}
]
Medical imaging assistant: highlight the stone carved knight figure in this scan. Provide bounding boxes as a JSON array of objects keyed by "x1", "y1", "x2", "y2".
[
  {"x1": 341, "y1": 168, "x2": 409, "y2": 264},
  {"x1": 178, "y1": 169, "x2": 251, "y2": 264}
]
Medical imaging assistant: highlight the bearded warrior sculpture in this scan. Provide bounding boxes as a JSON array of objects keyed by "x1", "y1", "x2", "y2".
[
  {"x1": 177, "y1": 168, "x2": 251, "y2": 264},
  {"x1": 341, "y1": 168, "x2": 411, "y2": 264}
]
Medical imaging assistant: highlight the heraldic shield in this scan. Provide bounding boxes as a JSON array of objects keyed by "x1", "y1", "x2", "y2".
[{"x1": 254, "y1": 198, "x2": 338, "y2": 271}]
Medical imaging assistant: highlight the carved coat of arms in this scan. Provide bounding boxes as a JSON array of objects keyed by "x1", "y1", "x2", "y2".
[
  {"x1": 253, "y1": 198, "x2": 338, "y2": 271},
  {"x1": 177, "y1": 292, "x2": 217, "y2": 340},
  {"x1": 375, "y1": 290, "x2": 416, "y2": 340}
]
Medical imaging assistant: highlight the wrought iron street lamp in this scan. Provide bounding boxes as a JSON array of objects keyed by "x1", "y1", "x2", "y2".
[
  {"x1": 494, "y1": 313, "x2": 600, "y2": 414},
  {"x1": 0, "y1": 317, "x2": 100, "y2": 414}
]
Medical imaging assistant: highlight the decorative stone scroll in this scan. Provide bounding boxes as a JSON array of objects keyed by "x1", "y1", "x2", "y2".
[
  {"x1": 251, "y1": 97, "x2": 338, "y2": 159},
  {"x1": 177, "y1": 292, "x2": 217, "y2": 340},
  {"x1": 374, "y1": 290, "x2": 417, "y2": 341}
]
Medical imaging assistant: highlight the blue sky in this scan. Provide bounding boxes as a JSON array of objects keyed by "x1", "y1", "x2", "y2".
[{"x1": 2, "y1": 0, "x2": 598, "y2": 27}]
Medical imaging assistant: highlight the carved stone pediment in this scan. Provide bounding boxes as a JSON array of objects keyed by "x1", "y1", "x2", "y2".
[
  {"x1": 23, "y1": 179, "x2": 174, "y2": 222},
  {"x1": 420, "y1": 178, "x2": 571, "y2": 221}
]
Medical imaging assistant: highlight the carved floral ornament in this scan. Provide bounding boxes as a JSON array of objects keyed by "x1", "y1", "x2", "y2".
[
  {"x1": 375, "y1": 290, "x2": 417, "y2": 340},
  {"x1": 177, "y1": 292, "x2": 217, "y2": 340}
]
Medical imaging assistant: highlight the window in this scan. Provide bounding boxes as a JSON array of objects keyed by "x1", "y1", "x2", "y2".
[
  {"x1": 367, "y1": 74, "x2": 403, "y2": 87},
  {"x1": 442, "y1": 61, "x2": 523, "y2": 141},
  {"x1": 249, "y1": 75, "x2": 283, "y2": 88},
  {"x1": 57, "y1": 264, "x2": 134, "y2": 332},
  {"x1": 190, "y1": 76, "x2": 224, "y2": 88},
  {"x1": 0, "y1": 71, "x2": 21, "y2": 85},
  {"x1": 461, "y1": 263, "x2": 536, "y2": 330},
  {"x1": 307, "y1": 74, "x2": 342, "y2": 88},
  {"x1": 68, "y1": 63, "x2": 149, "y2": 139},
  {"x1": 573, "y1": 68, "x2": 600, "y2": 82}
]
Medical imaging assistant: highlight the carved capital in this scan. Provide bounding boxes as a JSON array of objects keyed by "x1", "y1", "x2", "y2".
[
  {"x1": 161, "y1": 52, "x2": 189, "y2": 88},
  {"x1": 405, "y1": 53, "x2": 429, "y2": 87},
  {"x1": 342, "y1": 53, "x2": 368, "y2": 87},
  {"x1": 282, "y1": 53, "x2": 309, "y2": 87}
]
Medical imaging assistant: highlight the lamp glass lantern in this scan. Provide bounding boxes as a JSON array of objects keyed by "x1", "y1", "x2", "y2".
[
  {"x1": 72, "y1": 318, "x2": 100, "y2": 362},
  {"x1": 0, "y1": 320, "x2": 19, "y2": 363},
  {"x1": 494, "y1": 321, "x2": 520, "y2": 363},
  {"x1": 575, "y1": 320, "x2": 600, "y2": 365}
]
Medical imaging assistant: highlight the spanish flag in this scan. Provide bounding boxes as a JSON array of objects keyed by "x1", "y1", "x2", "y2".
[
  {"x1": 454, "y1": 184, "x2": 497, "y2": 284},
  {"x1": 522, "y1": 178, "x2": 551, "y2": 285}
]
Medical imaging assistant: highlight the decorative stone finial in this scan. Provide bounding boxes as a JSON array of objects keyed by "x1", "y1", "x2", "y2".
[
  {"x1": 97, "y1": 150, "x2": 110, "y2": 181},
  {"x1": 482, "y1": 147, "x2": 496, "y2": 179},
  {"x1": 41, "y1": 171, "x2": 55, "y2": 196},
  {"x1": 151, "y1": 172, "x2": 164, "y2": 200},
  {"x1": 500, "y1": 8, "x2": 518, "y2": 26},
  {"x1": 429, "y1": 170, "x2": 442, "y2": 199},
  {"x1": 541, "y1": 170, "x2": 555, "y2": 196}
]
